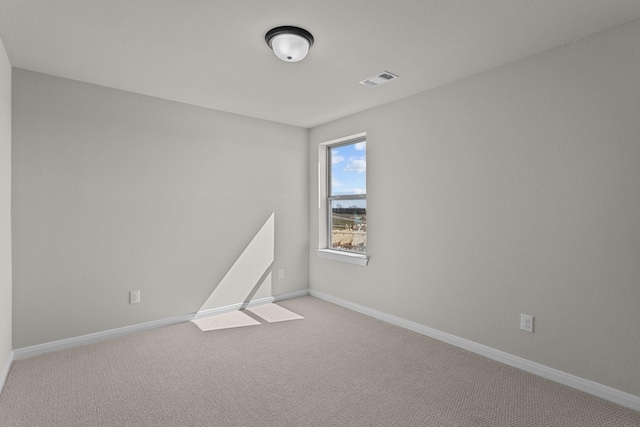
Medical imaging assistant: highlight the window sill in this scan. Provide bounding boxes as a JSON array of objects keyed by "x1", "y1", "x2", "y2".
[{"x1": 316, "y1": 249, "x2": 369, "y2": 266}]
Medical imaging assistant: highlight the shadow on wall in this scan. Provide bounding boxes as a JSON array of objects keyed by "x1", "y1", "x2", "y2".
[{"x1": 197, "y1": 213, "x2": 275, "y2": 313}]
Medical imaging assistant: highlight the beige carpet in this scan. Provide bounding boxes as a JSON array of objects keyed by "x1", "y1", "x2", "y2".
[{"x1": 1, "y1": 296, "x2": 639, "y2": 426}]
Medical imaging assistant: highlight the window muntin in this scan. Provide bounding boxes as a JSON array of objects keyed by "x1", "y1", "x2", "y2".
[{"x1": 327, "y1": 139, "x2": 366, "y2": 254}]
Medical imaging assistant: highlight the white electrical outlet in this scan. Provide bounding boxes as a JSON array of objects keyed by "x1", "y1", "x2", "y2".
[
  {"x1": 520, "y1": 314, "x2": 533, "y2": 333},
  {"x1": 130, "y1": 290, "x2": 141, "y2": 304},
  {"x1": 278, "y1": 269, "x2": 285, "y2": 279}
]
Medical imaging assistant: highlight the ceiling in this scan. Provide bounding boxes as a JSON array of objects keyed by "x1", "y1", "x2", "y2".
[{"x1": 2, "y1": 1, "x2": 640, "y2": 128}]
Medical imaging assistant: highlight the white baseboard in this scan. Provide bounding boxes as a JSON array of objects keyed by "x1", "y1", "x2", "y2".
[
  {"x1": 309, "y1": 289, "x2": 640, "y2": 412},
  {"x1": 273, "y1": 289, "x2": 309, "y2": 302},
  {"x1": 192, "y1": 296, "x2": 274, "y2": 320},
  {"x1": 13, "y1": 313, "x2": 195, "y2": 360},
  {"x1": 0, "y1": 350, "x2": 13, "y2": 395},
  {"x1": 192, "y1": 291, "x2": 309, "y2": 319},
  {"x1": 14, "y1": 296, "x2": 276, "y2": 360}
]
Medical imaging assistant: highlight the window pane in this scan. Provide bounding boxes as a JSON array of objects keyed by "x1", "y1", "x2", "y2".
[
  {"x1": 330, "y1": 200, "x2": 366, "y2": 253},
  {"x1": 329, "y1": 140, "x2": 366, "y2": 197}
]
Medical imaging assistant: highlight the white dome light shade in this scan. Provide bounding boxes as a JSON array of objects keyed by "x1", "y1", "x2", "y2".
[
  {"x1": 266, "y1": 26, "x2": 314, "y2": 62},
  {"x1": 271, "y1": 34, "x2": 309, "y2": 62}
]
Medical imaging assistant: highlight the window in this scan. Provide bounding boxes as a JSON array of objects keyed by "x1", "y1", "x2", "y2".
[
  {"x1": 327, "y1": 138, "x2": 366, "y2": 254},
  {"x1": 316, "y1": 132, "x2": 368, "y2": 266}
]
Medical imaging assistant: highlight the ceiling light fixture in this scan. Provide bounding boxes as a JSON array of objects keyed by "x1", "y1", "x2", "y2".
[{"x1": 265, "y1": 26, "x2": 314, "y2": 62}]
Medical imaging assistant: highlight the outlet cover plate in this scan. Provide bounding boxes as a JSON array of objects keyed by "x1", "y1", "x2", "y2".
[
  {"x1": 130, "y1": 290, "x2": 141, "y2": 304},
  {"x1": 520, "y1": 314, "x2": 533, "y2": 333}
]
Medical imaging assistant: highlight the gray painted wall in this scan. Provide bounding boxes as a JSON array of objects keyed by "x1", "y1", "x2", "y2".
[
  {"x1": 12, "y1": 69, "x2": 309, "y2": 349},
  {"x1": 309, "y1": 20, "x2": 640, "y2": 396},
  {"x1": 0, "y1": 37, "x2": 12, "y2": 377}
]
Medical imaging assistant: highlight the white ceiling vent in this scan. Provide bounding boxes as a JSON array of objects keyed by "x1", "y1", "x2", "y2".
[{"x1": 359, "y1": 71, "x2": 399, "y2": 87}]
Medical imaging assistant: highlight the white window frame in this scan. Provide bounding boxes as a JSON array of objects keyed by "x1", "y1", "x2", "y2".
[{"x1": 316, "y1": 132, "x2": 369, "y2": 266}]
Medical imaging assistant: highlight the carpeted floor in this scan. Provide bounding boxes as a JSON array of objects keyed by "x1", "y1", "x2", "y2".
[{"x1": 1, "y1": 296, "x2": 639, "y2": 426}]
